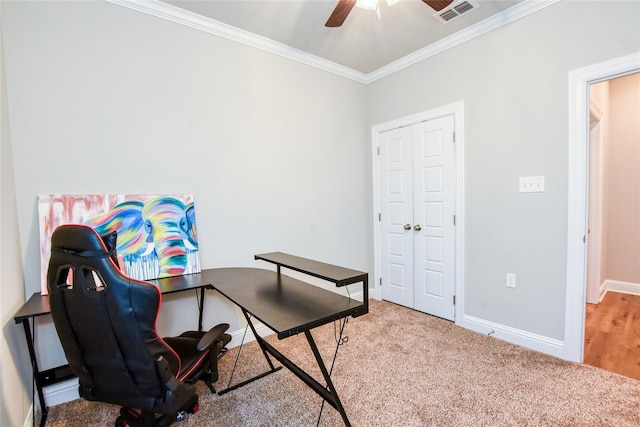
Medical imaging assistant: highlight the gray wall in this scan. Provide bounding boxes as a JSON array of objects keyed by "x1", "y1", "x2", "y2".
[
  {"x1": 1, "y1": 2, "x2": 31, "y2": 423},
  {"x1": 2, "y1": 0, "x2": 368, "y2": 373},
  {"x1": 367, "y1": 0, "x2": 640, "y2": 340}
]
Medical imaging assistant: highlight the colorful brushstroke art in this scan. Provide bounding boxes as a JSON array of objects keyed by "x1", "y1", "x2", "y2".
[{"x1": 38, "y1": 194, "x2": 201, "y2": 294}]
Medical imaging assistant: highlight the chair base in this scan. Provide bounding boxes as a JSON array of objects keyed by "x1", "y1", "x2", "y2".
[{"x1": 114, "y1": 395, "x2": 198, "y2": 427}]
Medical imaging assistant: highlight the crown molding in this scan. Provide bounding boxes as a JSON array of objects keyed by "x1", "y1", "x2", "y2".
[
  {"x1": 364, "y1": 0, "x2": 560, "y2": 83},
  {"x1": 105, "y1": 0, "x2": 369, "y2": 83},
  {"x1": 106, "y1": 0, "x2": 558, "y2": 85}
]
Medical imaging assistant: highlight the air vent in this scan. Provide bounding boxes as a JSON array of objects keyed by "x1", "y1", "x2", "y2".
[
  {"x1": 454, "y1": 1, "x2": 474, "y2": 14},
  {"x1": 433, "y1": 0, "x2": 479, "y2": 24}
]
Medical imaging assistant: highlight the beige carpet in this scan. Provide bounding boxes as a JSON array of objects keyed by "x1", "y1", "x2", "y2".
[{"x1": 46, "y1": 299, "x2": 640, "y2": 426}]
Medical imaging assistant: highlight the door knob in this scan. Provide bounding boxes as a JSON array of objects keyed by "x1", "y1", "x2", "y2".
[
  {"x1": 404, "y1": 224, "x2": 411, "y2": 231},
  {"x1": 414, "y1": 224, "x2": 422, "y2": 231}
]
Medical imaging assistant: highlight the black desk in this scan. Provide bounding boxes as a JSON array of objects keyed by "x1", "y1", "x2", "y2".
[
  {"x1": 13, "y1": 252, "x2": 368, "y2": 427},
  {"x1": 13, "y1": 274, "x2": 213, "y2": 427},
  {"x1": 209, "y1": 252, "x2": 368, "y2": 426}
]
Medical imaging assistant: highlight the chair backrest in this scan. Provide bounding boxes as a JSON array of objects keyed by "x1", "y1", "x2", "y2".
[{"x1": 47, "y1": 224, "x2": 181, "y2": 399}]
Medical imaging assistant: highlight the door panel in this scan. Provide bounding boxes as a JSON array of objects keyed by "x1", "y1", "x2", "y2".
[
  {"x1": 413, "y1": 116, "x2": 455, "y2": 320},
  {"x1": 379, "y1": 127, "x2": 413, "y2": 308}
]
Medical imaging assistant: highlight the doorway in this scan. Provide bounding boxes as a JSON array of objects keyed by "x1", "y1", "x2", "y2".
[
  {"x1": 565, "y1": 52, "x2": 640, "y2": 363},
  {"x1": 583, "y1": 72, "x2": 640, "y2": 377},
  {"x1": 372, "y1": 101, "x2": 465, "y2": 324}
]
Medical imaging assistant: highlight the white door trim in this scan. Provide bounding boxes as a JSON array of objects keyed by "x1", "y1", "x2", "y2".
[
  {"x1": 372, "y1": 101, "x2": 465, "y2": 324},
  {"x1": 585, "y1": 101, "x2": 604, "y2": 304},
  {"x1": 565, "y1": 52, "x2": 640, "y2": 362}
]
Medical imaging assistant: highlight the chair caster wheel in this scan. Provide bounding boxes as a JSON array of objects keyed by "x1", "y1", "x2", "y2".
[
  {"x1": 115, "y1": 416, "x2": 128, "y2": 427},
  {"x1": 176, "y1": 410, "x2": 186, "y2": 422}
]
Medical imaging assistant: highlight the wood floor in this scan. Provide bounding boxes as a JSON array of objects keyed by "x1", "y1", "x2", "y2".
[{"x1": 584, "y1": 291, "x2": 640, "y2": 380}]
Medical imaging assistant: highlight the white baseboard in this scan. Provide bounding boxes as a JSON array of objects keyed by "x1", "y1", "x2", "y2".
[
  {"x1": 43, "y1": 377, "x2": 80, "y2": 407},
  {"x1": 598, "y1": 280, "x2": 608, "y2": 303},
  {"x1": 350, "y1": 290, "x2": 364, "y2": 302},
  {"x1": 459, "y1": 315, "x2": 565, "y2": 359},
  {"x1": 23, "y1": 405, "x2": 34, "y2": 427},
  {"x1": 603, "y1": 279, "x2": 640, "y2": 296}
]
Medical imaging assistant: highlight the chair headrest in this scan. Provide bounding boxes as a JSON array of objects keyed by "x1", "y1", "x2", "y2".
[{"x1": 50, "y1": 224, "x2": 116, "y2": 260}]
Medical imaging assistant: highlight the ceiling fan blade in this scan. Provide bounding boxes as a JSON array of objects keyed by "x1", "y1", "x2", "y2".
[
  {"x1": 422, "y1": 0, "x2": 454, "y2": 12},
  {"x1": 325, "y1": 0, "x2": 357, "y2": 27}
]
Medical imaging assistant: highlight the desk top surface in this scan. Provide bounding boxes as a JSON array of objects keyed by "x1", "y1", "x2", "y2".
[
  {"x1": 203, "y1": 268, "x2": 365, "y2": 339},
  {"x1": 13, "y1": 292, "x2": 53, "y2": 322},
  {"x1": 14, "y1": 253, "x2": 368, "y2": 330},
  {"x1": 13, "y1": 273, "x2": 211, "y2": 323}
]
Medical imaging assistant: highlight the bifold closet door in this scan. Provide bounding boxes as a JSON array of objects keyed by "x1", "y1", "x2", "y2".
[
  {"x1": 379, "y1": 115, "x2": 456, "y2": 321},
  {"x1": 379, "y1": 126, "x2": 414, "y2": 308}
]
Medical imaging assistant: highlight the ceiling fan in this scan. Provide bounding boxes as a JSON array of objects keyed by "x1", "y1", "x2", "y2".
[{"x1": 325, "y1": 0, "x2": 454, "y2": 27}]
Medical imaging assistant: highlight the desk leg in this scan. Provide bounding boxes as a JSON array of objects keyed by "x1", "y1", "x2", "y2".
[
  {"x1": 197, "y1": 287, "x2": 206, "y2": 332},
  {"x1": 248, "y1": 330, "x2": 351, "y2": 426},
  {"x1": 217, "y1": 311, "x2": 282, "y2": 395},
  {"x1": 230, "y1": 320, "x2": 351, "y2": 425},
  {"x1": 304, "y1": 330, "x2": 351, "y2": 427},
  {"x1": 216, "y1": 314, "x2": 351, "y2": 425},
  {"x1": 22, "y1": 319, "x2": 48, "y2": 427},
  {"x1": 241, "y1": 311, "x2": 279, "y2": 372}
]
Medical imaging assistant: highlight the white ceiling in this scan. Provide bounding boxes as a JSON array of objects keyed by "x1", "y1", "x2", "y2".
[{"x1": 158, "y1": 0, "x2": 524, "y2": 74}]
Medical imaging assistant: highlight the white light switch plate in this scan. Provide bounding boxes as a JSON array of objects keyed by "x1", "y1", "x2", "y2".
[
  {"x1": 519, "y1": 176, "x2": 545, "y2": 193},
  {"x1": 506, "y1": 273, "x2": 516, "y2": 288}
]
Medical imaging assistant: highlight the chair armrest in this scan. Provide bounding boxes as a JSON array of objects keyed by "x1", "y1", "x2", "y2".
[
  {"x1": 155, "y1": 355, "x2": 182, "y2": 393},
  {"x1": 155, "y1": 355, "x2": 196, "y2": 413},
  {"x1": 197, "y1": 323, "x2": 230, "y2": 351}
]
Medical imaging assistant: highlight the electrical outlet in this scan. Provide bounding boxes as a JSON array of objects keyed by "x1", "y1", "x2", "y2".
[
  {"x1": 506, "y1": 273, "x2": 516, "y2": 288},
  {"x1": 519, "y1": 176, "x2": 545, "y2": 193}
]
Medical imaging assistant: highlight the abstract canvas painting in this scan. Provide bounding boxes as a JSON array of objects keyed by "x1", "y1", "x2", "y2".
[{"x1": 38, "y1": 194, "x2": 201, "y2": 294}]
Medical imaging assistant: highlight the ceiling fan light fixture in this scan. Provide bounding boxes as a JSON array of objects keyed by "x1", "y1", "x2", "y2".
[{"x1": 355, "y1": 0, "x2": 378, "y2": 11}]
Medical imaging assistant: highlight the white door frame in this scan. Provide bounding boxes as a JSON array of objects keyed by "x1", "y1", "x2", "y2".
[
  {"x1": 565, "y1": 52, "x2": 640, "y2": 362},
  {"x1": 372, "y1": 101, "x2": 465, "y2": 324}
]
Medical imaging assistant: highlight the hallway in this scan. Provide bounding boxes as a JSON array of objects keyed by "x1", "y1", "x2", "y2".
[{"x1": 584, "y1": 292, "x2": 640, "y2": 380}]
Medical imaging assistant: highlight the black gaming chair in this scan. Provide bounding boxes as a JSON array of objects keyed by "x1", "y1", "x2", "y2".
[{"x1": 47, "y1": 224, "x2": 231, "y2": 427}]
